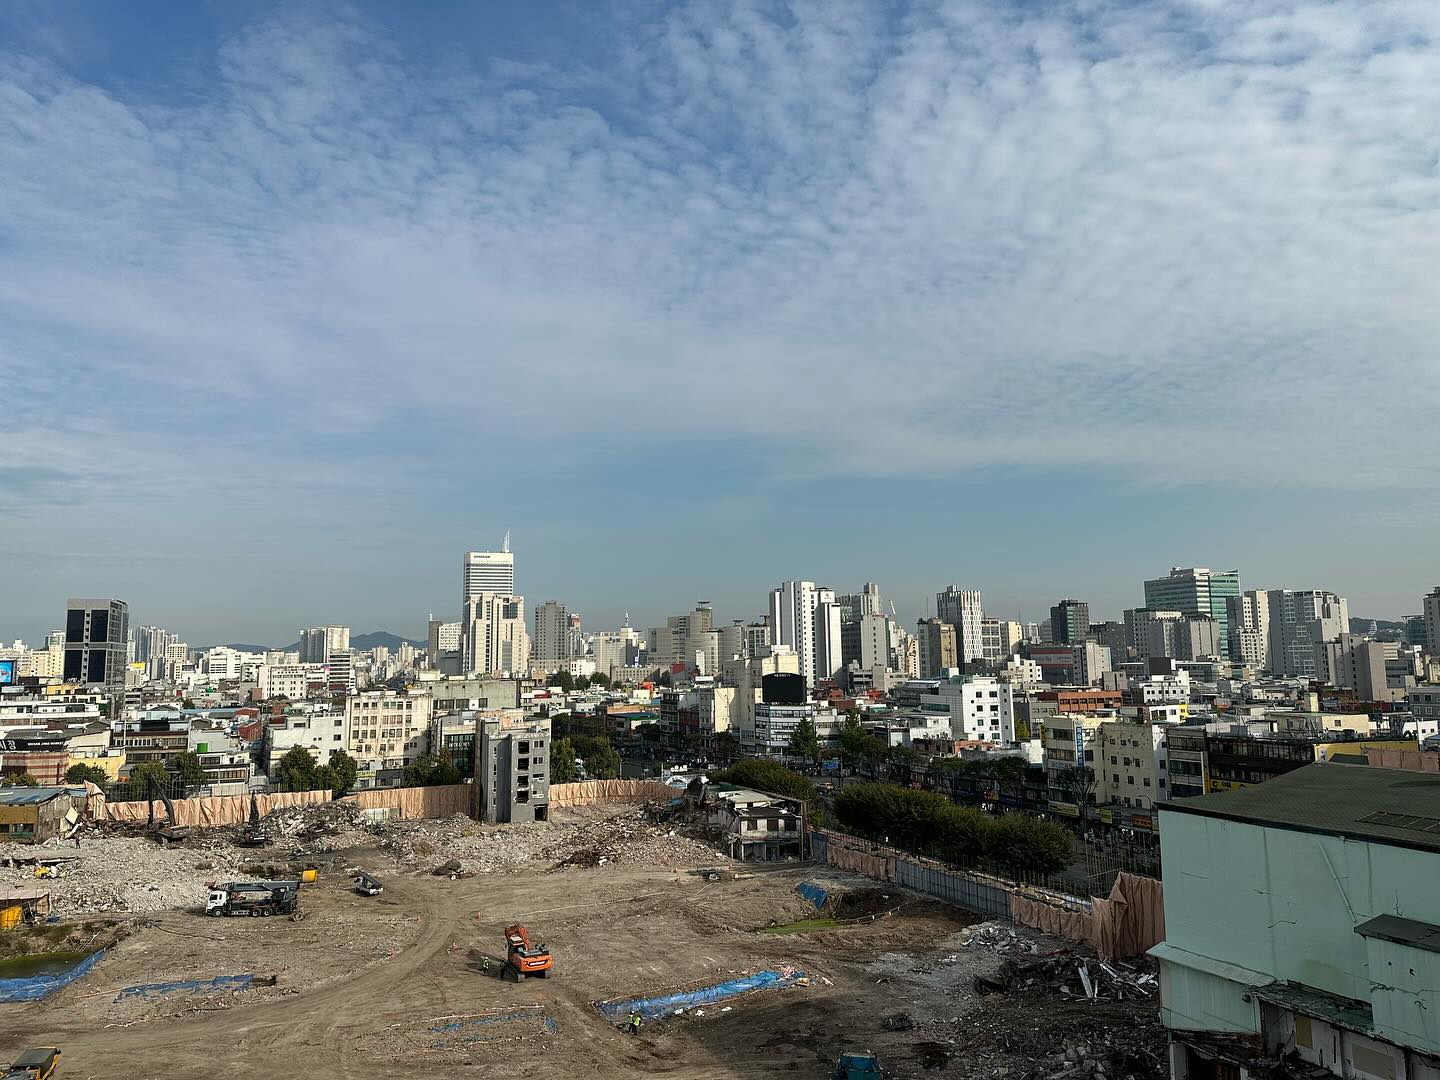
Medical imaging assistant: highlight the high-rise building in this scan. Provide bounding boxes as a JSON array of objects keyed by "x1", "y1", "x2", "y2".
[
  {"x1": 462, "y1": 547, "x2": 516, "y2": 607},
  {"x1": 838, "y1": 583, "x2": 884, "y2": 669},
  {"x1": 1266, "y1": 589, "x2": 1349, "y2": 677},
  {"x1": 566, "y1": 613, "x2": 583, "y2": 659},
  {"x1": 63, "y1": 598, "x2": 129, "y2": 700},
  {"x1": 462, "y1": 594, "x2": 530, "y2": 676},
  {"x1": 299, "y1": 626, "x2": 349, "y2": 663},
  {"x1": 768, "y1": 581, "x2": 842, "y2": 687},
  {"x1": 936, "y1": 586, "x2": 984, "y2": 664},
  {"x1": 1225, "y1": 591, "x2": 1270, "y2": 668},
  {"x1": 1049, "y1": 599, "x2": 1090, "y2": 644},
  {"x1": 916, "y1": 618, "x2": 958, "y2": 679},
  {"x1": 857, "y1": 612, "x2": 890, "y2": 672},
  {"x1": 533, "y1": 601, "x2": 568, "y2": 664},
  {"x1": 1143, "y1": 568, "x2": 1240, "y2": 658},
  {"x1": 1423, "y1": 587, "x2": 1440, "y2": 656}
]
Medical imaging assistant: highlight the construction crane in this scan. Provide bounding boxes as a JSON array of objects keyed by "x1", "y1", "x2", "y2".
[{"x1": 501, "y1": 924, "x2": 553, "y2": 981}]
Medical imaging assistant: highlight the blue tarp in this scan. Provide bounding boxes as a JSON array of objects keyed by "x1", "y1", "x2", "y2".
[
  {"x1": 596, "y1": 967, "x2": 807, "y2": 1022},
  {"x1": 114, "y1": 973, "x2": 254, "y2": 1001},
  {"x1": 0, "y1": 951, "x2": 104, "y2": 1003},
  {"x1": 796, "y1": 882, "x2": 829, "y2": 910}
]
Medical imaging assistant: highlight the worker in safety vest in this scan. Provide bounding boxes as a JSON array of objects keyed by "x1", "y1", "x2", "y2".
[{"x1": 627, "y1": 1011, "x2": 642, "y2": 1035}]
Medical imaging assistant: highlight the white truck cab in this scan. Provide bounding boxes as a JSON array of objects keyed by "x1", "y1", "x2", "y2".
[{"x1": 205, "y1": 889, "x2": 228, "y2": 915}]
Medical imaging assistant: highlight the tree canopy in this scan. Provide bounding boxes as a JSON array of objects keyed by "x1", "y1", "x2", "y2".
[
  {"x1": 171, "y1": 750, "x2": 207, "y2": 790},
  {"x1": 0, "y1": 772, "x2": 39, "y2": 788},
  {"x1": 833, "y1": 782, "x2": 1072, "y2": 876},
  {"x1": 710, "y1": 758, "x2": 815, "y2": 802},
  {"x1": 550, "y1": 737, "x2": 577, "y2": 784},
  {"x1": 64, "y1": 763, "x2": 110, "y2": 787},
  {"x1": 787, "y1": 716, "x2": 821, "y2": 764}
]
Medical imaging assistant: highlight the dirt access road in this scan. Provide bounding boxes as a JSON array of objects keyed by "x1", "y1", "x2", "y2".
[{"x1": 2, "y1": 856, "x2": 992, "y2": 1080}]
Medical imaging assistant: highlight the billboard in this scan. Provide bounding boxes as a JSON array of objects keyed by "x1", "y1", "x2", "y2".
[{"x1": 0, "y1": 659, "x2": 14, "y2": 685}]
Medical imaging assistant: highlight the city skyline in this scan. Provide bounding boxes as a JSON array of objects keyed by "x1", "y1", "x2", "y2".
[
  {"x1": 0, "y1": 549, "x2": 1428, "y2": 650},
  {"x1": 4, "y1": 2, "x2": 1439, "y2": 643}
]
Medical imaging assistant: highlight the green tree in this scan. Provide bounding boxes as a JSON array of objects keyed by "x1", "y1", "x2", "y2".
[
  {"x1": 575, "y1": 674, "x2": 592, "y2": 691},
  {"x1": 64, "y1": 763, "x2": 110, "y2": 787},
  {"x1": 431, "y1": 759, "x2": 462, "y2": 786},
  {"x1": 1014, "y1": 715, "x2": 1030, "y2": 741},
  {"x1": 548, "y1": 671, "x2": 575, "y2": 693},
  {"x1": 123, "y1": 762, "x2": 170, "y2": 801},
  {"x1": 0, "y1": 772, "x2": 39, "y2": 788},
  {"x1": 550, "y1": 737, "x2": 577, "y2": 784},
  {"x1": 181, "y1": 697, "x2": 195, "y2": 709},
  {"x1": 312, "y1": 764, "x2": 340, "y2": 793},
  {"x1": 711, "y1": 759, "x2": 816, "y2": 802},
  {"x1": 712, "y1": 731, "x2": 739, "y2": 763},
  {"x1": 584, "y1": 742, "x2": 622, "y2": 780},
  {"x1": 1053, "y1": 765, "x2": 1096, "y2": 820},
  {"x1": 275, "y1": 747, "x2": 319, "y2": 792},
  {"x1": 171, "y1": 750, "x2": 207, "y2": 790},
  {"x1": 787, "y1": 715, "x2": 822, "y2": 765},
  {"x1": 402, "y1": 756, "x2": 435, "y2": 787},
  {"x1": 590, "y1": 672, "x2": 610, "y2": 689},
  {"x1": 837, "y1": 714, "x2": 870, "y2": 771},
  {"x1": 327, "y1": 750, "x2": 359, "y2": 796},
  {"x1": 986, "y1": 814, "x2": 1073, "y2": 876}
]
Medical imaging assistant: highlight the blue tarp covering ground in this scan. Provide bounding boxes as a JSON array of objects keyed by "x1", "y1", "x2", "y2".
[
  {"x1": 428, "y1": 1010, "x2": 558, "y2": 1049},
  {"x1": 796, "y1": 882, "x2": 829, "y2": 910},
  {"x1": 596, "y1": 967, "x2": 807, "y2": 1022},
  {"x1": 0, "y1": 951, "x2": 105, "y2": 1003},
  {"x1": 114, "y1": 974, "x2": 254, "y2": 1002}
]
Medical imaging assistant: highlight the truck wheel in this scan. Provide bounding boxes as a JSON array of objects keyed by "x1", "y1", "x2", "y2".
[{"x1": 538, "y1": 969, "x2": 550, "y2": 978}]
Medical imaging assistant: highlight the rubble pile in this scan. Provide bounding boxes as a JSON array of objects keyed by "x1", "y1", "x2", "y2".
[
  {"x1": 545, "y1": 807, "x2": 724, "y2": 870},
  {"x1": 255, "y1": 800, "x2": 373, "y2": 850},
  {"x1": 0, "y1": 836, "x2": 251, "y2": 916},
  {"x1": 975, "y1": 953, "x2": 1157, "y2": 1002}
]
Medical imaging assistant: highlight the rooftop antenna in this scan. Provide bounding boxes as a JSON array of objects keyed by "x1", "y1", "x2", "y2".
[{"x1": 502, "y1": 530, "x2": 511, "y2": 554}]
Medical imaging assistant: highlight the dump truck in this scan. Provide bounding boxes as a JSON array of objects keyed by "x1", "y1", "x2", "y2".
[
  {"x1": 502, "y1": 923, "x2": 553, "y2": 980},
  {"x1": 205, "y1": 880, "x2": 300, "y2": 917},
  {"x1": 3, "y1": 1047, "x2": 61, "y2": 1080}
]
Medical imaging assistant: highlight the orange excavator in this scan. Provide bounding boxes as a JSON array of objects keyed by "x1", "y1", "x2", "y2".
[{"x1": 502, "y1": 924, "x2": 553, "y2": 981}]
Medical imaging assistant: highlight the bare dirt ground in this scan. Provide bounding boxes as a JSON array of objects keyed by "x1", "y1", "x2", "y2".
[{"x1": 0, "y1": 805, "x2": 1165, "y2": 1079}]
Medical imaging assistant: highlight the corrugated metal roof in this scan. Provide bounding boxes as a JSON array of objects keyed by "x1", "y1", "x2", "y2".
[
  {"x1": 1160, "y1": 763, "x2": 1440, "y2": 852},
  {"x1": 0, "y1": 787, "x2": 68, "y2": 805}
]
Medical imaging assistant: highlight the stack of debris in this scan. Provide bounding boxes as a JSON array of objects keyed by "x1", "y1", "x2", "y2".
[
  {"x1": 974, "y1": 954, "x2": 1157, "y2": 1003},
  {"x1": 546, "y1": 808, "x2": 725, "y2": 871}
]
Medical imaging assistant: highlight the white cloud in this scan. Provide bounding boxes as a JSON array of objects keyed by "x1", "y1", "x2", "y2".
[{"x1": 1, "y1": 0, "x2": 1438, "y2": 508}]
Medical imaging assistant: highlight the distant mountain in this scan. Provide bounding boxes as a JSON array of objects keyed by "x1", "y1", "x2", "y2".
[
  {"x1": 214, "y1": 631, "x2": 425, "y2": 653},
  {"x1": 1350, "y1": 617, "x2": 1405, "y2": 634},
  {"x1": 349, "y1": 631, "x2": 425, "y2": 652}
]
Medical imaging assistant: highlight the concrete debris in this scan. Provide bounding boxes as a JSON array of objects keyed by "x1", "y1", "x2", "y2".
[
  {"x1": 974, "y1": 954, "x2": 1157, "y2": 1003},
  {"x1": 881, "y1": 1011, "x2": 915, "y2": 1031},
  {"x1": 2, "y1": 803, "x2": 731, "y2": 917}
]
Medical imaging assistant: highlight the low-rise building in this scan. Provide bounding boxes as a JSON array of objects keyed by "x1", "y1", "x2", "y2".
[
  {"x1": 262, "y1": 708, "x2": 350, "y2": 774},
  {"x1": 1153, "y1": 765, "x2": 1440, "y2": 1079},
  {"x1": 475, "y1": 715, "x2": 550, "y2": 824},
  {"x1": 706, "y1": 784, "x2": 802, "y2": 861},
  {"x1": 346, "y1": 690, "x2": 433, "y2": 770},
  {"x1": 0, "y1": 788, "x2": 72, "y2": 844}
]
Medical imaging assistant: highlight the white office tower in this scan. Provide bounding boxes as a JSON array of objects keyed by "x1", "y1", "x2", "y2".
[
  {"x1": 936, "y1": 586, "x2": 985, "y2": 663},
  {"x1": 533, "y1": 601, "x2": 568, "y2": 663},
  {"x1": 463, "y1": 594, "x2": 530, "y2": 676},
  {"x1": 768, "y1": 581, "x2": 843, "y2": 687},
  {"x1": 462, "y1": 548, "x2": 516, "y2": 606},
  {"x1": 299, "y1": 626, "x2": 349, "y2": 663}
]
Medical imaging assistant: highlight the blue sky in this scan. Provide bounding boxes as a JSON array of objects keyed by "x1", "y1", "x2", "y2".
[{"x1": 2, "y1": 0, "x2": 1439, "y2": 645}]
